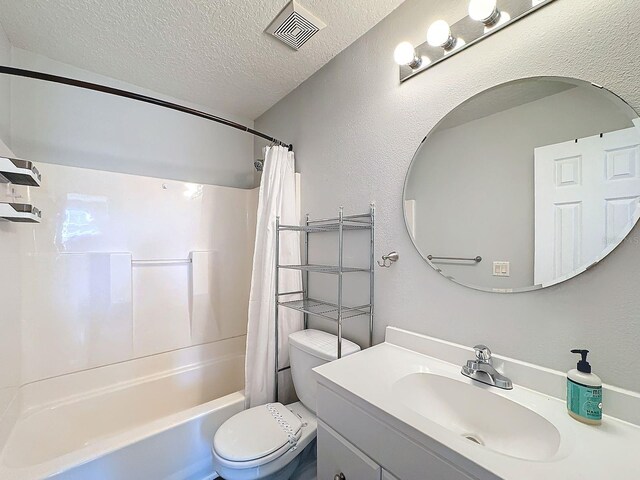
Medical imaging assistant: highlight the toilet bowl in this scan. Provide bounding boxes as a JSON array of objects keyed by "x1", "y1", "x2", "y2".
[{"x1": 211, "y1": 329, "x2": 360, "y2": 479}]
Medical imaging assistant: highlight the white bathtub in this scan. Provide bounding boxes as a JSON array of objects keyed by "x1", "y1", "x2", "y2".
[{"x1": 0, "y1": 337, "x2": 246, "y2": 480}]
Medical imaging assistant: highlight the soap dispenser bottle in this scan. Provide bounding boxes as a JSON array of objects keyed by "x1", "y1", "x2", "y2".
[{"x1": 567, "y1": 349, "x2": 602, "y2": 425}]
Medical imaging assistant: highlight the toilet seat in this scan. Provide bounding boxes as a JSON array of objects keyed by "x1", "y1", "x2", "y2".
[{"x1": 213, "y1": 403, "x2": 303, "y2": 469}]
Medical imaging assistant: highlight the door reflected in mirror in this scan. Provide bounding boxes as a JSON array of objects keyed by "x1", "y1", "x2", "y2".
[{"x1": 404, "y1": 77, "x2": 640, "y2": 293}]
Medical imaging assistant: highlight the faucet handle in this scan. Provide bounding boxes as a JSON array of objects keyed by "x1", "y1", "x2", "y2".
[{"x1": 473, "y1": 345, "x2": 492, "y2": 362}]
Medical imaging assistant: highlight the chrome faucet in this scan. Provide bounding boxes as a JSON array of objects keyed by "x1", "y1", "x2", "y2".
[{"x1": 461, "y1": 345, "x2": 513, "y2": 390}]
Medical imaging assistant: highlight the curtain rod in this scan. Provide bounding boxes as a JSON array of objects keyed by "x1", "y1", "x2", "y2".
[{"x1": 0, "y1": 65, "x2": 293, "y2": 151}]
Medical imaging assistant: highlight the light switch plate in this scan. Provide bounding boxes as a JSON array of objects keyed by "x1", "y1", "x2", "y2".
[{"x1": 493, "y1": 261, "x2": 510, "y2": 277}]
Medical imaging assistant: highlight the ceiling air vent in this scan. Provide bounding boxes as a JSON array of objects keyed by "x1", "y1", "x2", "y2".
[{"x1": 266, "y1": 1, "x2": 326, "y2": 51}]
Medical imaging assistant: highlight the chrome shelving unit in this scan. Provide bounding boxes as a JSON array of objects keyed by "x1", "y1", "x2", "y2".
[{"x1": 274, "y1": 204, "x2": 375, "y2": 401}]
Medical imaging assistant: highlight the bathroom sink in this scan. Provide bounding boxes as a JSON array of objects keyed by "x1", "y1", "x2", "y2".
[{"x1": 393, "y1": 373, "x2": 561, "y2": 461}]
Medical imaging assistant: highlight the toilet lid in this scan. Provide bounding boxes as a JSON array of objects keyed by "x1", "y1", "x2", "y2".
[{"x1": 213, "y1": 403, "x2": 303, "y2": 464}]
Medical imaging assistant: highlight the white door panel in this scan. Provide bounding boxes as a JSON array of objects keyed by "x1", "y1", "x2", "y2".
[{"x1": 535, "y1": 127, "x2": 640, "y2": 286}]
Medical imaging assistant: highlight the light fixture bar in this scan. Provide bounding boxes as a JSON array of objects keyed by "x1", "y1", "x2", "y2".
[{"x1": 399, "y1": 0, "x2": 556, "y2": 83}]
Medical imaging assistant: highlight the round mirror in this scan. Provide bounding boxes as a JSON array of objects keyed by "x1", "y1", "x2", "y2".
[{"x1": 404, "y1": 77, "x2": 640, "y2": 293}]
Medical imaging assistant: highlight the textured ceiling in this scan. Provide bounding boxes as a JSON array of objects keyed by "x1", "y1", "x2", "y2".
[{"x1": 0, "y1": 0, "x2": 405, "y2": 119}]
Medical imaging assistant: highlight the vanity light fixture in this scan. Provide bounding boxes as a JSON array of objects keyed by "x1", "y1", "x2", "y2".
[
  {"x1": 426, "y1": 20, "x2": 457, "y2": 49},
  {"x1": 396, "y1": 0, "x2": 557, "y2": 83}
]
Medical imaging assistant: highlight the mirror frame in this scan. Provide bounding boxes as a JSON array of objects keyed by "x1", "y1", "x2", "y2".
[{"x1": 402, "y1": 76, "x2": 640, "y2": 293}]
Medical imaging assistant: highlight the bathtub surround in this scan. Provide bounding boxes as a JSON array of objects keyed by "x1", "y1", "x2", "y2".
[
  {"x1": 0, "y1": 162, "x2": 257, "y2": 477},
  {"x1": 13, "y1": 162, "x2": 258, "y2": 384},
  {"x1": 246, "y1": 145, "x2": 302, "y2": 408},
  {"x1": 255, "y1": 0, "x2": 640, "y2": 392}
]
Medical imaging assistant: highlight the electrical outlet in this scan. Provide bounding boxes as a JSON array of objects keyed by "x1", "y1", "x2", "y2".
[{"x1": 493, "y1": 261, "x2": 510, "y2": 277}]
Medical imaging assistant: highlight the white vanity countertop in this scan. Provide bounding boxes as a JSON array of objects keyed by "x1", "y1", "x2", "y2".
[{"x1": 313, "y1": 328, "x2": 640, "y2": 480}]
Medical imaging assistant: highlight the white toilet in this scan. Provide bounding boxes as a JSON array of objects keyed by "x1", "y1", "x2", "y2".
[{"x1": 212, "y1": 329, "x2": 360, "y2": 479}]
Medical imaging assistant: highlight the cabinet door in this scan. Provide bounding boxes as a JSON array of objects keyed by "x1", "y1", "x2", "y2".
[
  {"x1": 317, "y1": 420, "x2": 381, "y2": 480},
  {"x1": 383, "y1": 470, "x2": 400, "y2": 480}
]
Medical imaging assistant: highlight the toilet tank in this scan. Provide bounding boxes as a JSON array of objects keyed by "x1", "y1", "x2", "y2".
[{"x1": 288, "y1": 329, "x2": 360, "y2": 414}]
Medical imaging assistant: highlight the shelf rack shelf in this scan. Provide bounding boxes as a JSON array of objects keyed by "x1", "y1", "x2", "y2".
[
  {"x1": 278, "y1": 298, "x2": 371, "y2": 322},
  {"x1": 278, "y1": 264, "x2": 370, "y2": 274},
  {"x1": 277, "y1": 223, "x2": 372, "y2": 233},
  {"x1": 274, "y1": 204, "x2": 375, "y2": 401}
]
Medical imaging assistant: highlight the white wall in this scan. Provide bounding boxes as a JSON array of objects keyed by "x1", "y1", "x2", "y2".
[
  {"x1": 9, "y1": 48, "x2": 258, "y2": 189},
  {"x1": 256, "y1": 0, "x2": 640, "y2": 391},
  {"x1": 406, "y1": 86, "x2": 633, "y2": 290}
]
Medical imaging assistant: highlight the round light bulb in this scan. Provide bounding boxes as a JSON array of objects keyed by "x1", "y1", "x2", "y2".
[
  {"x1": 468, "y1": 0, "x2": 500, "y2": 25},
  {"x1": 393, "y1": 42, "x2": 422, "y2": 69},
  {"x1": 427, "y1": 20, "x2": 455, "y2": 49},
  {"x1": 394, "y1": 42, "x2": 416, "y2": 66}
]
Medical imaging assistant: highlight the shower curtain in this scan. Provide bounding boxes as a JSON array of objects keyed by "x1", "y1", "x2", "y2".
[{"x1": 245, "y1": 145, "x2": 303, "y2": 408}]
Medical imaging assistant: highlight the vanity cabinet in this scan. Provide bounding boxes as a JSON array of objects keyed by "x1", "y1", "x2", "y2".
[
  {"x1": 317, "y1": 421, "x2": 381, "y2": 480},
  {"x1": 316, "y1": 383, "x2": 484, "y2": 480}
]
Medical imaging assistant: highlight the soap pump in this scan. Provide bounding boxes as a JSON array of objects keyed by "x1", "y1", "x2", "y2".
[{"x1": 567, "y1": 349, "x2": 602, "y2": 425}]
